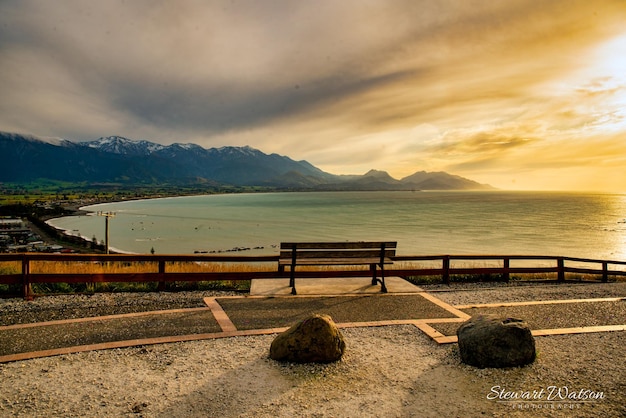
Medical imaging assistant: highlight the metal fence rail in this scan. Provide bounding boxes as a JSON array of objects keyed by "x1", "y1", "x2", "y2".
[{"x1": 1, "y1": 253, "x2": 625, "y2": 299}]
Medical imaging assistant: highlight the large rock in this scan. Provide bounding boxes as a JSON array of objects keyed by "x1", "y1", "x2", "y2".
[
  {"x1": 270, "y1": 314, "x2": 346, "y2": 363},
  {"x1": 457, "y1": 314, "x2": 536, "y2": 368}
]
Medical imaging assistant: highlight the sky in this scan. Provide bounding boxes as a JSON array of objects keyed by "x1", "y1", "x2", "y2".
[{"x1": 1, "y1": 0, "x2": 626, "y2": 192}]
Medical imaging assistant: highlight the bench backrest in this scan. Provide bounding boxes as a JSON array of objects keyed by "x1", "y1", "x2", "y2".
[{"x1": 280, "y1": 241, "x2": 397, "y2": 261}]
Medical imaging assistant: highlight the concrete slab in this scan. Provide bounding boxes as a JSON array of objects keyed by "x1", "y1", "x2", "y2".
[{"x1": 249, "y1": 276, "x2": 423, "y2": 296}]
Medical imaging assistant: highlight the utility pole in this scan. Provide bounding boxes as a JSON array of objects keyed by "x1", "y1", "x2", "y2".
[{"x1": 97, "y1": 211, "x2": 116, "y2": 254}]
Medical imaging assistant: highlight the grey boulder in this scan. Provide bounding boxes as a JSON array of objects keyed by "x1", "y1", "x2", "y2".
[{"x1": 457, "y1": 314, "x2": 536, "y2": 368}]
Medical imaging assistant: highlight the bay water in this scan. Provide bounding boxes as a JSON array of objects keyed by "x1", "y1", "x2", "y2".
[{"x1": 47, "y1": 191, "x2": 626, "y2": 261}]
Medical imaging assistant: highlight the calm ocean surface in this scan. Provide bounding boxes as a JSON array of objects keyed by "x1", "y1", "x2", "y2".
[{"x1": 47, "y1": 191, "x2": 626, "y2": 260}]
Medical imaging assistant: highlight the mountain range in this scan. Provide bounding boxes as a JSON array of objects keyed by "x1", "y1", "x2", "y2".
[{"x1": 0, "y1": 132, "x2": 494, "y2": 190}]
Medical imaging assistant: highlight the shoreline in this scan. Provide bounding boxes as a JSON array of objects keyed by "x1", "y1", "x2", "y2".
[
  {"x1": 35, "y1": 191, "x2": 626, "y2": 259},
  {"x1": 44, "y1": 192, "x2": 261, "y2": 255}
]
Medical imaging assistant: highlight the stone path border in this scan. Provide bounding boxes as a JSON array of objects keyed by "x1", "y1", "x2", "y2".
[
  {"x1": 1, "y1": 293, "x2": 624, "y2": 363},
  {"x1": 454, "y1": 296, "x2": 625, "y2": 309}
]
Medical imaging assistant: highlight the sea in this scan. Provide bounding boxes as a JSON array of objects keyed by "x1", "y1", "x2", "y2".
[{"x1": 46, "y1": 191, "x2": 626, "y2": 261}]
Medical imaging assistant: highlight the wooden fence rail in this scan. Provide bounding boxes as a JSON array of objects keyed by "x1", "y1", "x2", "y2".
[{"x1": 1, "y1": 253, "x2": 625, "y2": 299}]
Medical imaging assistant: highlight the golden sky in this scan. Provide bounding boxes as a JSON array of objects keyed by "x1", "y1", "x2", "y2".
[{"x1": 1, "y1": 0, "x2": 625, "y2": 191}]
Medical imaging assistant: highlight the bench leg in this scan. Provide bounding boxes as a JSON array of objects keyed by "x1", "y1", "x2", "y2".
[
  {"x1": 289, "y1": 269, "x2": 295, "y2": 288},
  {"x1": 289, "y1": 265, "x2": 297, "y2": 295},
  {"x1": 371, "y1": 264, "x2": 388, "y2": 292},
  {"x1": 370, "y1": 264, "x2": 377, "y2": 286},
  {"x1": 380, "y1": 266, "x2": 388, "y2": 293}
]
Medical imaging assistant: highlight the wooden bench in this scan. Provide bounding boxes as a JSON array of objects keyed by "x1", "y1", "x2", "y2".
[{"x1": 278, "y1": 241, "x2": 397, "y2": 295}]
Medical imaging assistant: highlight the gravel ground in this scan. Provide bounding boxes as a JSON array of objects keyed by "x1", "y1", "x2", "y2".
[
  {"x1": 1, "y1": 311, "x2": 222, "y2": 356},
  {"x1": 217, "y1": 294, "x2": 457, "y2": 330},
  {"x1": 0, "y1": 290, "x2": 241, "y2": 326},
  {"x1": 421, "y1": 281, "x2": 626, "y2": 305},
  {"x1": 0, "y1": 282, "x2": 624, "y2": 417},
  {"x1": 430, "y1": 300, "x2": 626, "y2": 337}
]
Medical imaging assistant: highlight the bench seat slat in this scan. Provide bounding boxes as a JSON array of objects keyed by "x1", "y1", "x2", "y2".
[
  {"x1": 279, "y1": 257, "x2": 394, "y2": 266},
  {"x1": 279, "y1": 250, "x2": 396, "y2": 260},
  {"x1": 280, "y1": 242, "x2": 397, "y2": 250}
]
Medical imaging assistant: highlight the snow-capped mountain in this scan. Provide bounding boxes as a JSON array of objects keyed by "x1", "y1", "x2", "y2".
[
  {"x1": 81, "y1": 136, "x2": 165, "y2": 156},
  {"x1": 0, "y1": 131, "x2": 493, "y2": 190},
  {"x1": 0, "y1": 132, "x2": 336, "y2": 186}
]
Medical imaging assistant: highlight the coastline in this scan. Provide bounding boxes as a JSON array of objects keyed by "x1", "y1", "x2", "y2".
[
  {"x1": 42, "y1": 193, "x2": 230, "y2": 254},
  {"x1": 25, "y1": 217, "x2": 101, "y2": 254},
  {"x1": 31, "y1": 190, "x2": 626, "y2": 260}
]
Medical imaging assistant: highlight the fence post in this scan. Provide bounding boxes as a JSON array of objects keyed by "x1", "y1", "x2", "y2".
[
  {"x1": 503, "y1": 257, "x2": 510, "y2": 282},
  {"x1": 442, "y1": 256, "x2": 450, "y2": 285},
  {"x1": 158, "y1": 259, "x2": 166, "y2": 291},
  {"x1": 22, "y1": 255, "x2": 33, "y2": 301},
  {"x1": 557, "y1": 257, "x2": 565, "y2": 282},
  {"x1": 602, "y1": 262, "x2": 608, "y2": 282}
]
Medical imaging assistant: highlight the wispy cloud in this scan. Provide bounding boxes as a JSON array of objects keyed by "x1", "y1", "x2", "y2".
[{"x1": 1, "y1": 0, "x2": 625, "y2": 190}]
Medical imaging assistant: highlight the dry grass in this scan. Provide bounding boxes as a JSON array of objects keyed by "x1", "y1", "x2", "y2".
[
  {"x1": 0, "y1": 260, "x2": 277, "y2": 295},
  {"x1": 0, "y1": 261, "x2": 20, "y2": 275},
  {"x1": 25, "y1": 260, "x2": 275, "y2": 274}
]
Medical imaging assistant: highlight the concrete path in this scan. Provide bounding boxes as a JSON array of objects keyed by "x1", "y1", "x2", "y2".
[{"x1": 250, "y1": 276, "x2": 423, "y2": 296}]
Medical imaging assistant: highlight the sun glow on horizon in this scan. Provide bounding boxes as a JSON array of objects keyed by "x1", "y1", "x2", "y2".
[{"x1": 1, "y1": 2, "x2": 626, "y2": 193}]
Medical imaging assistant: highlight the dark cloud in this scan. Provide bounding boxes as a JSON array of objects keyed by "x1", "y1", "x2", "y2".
[{"x1": 1, "y1": 0, "x2": 625, "y2": 190}]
